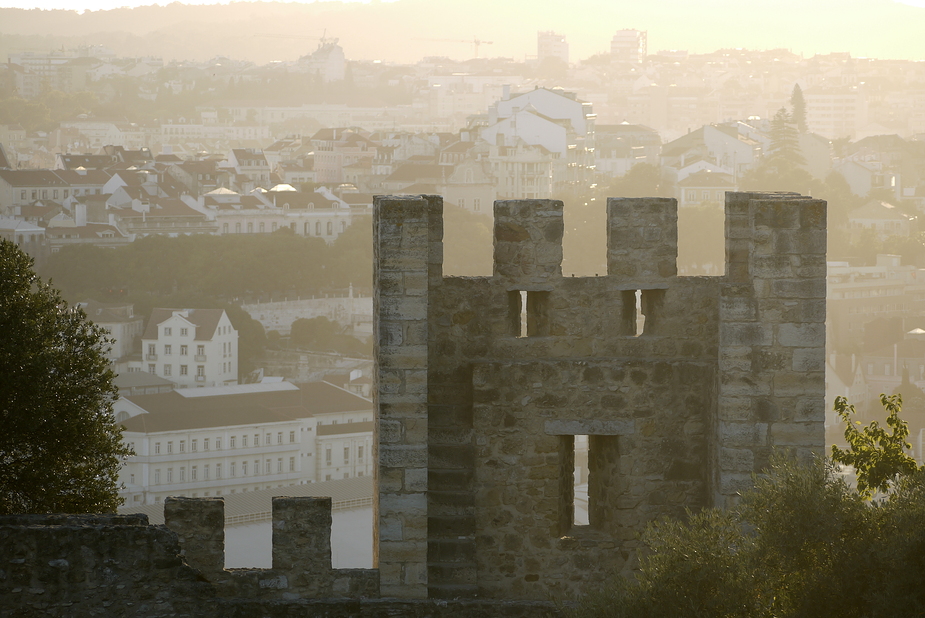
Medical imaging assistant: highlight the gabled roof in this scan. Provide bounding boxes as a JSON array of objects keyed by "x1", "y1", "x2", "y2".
[
  {"x1": 678, "y1": 169, "x2": 736, "y2": 187},
  {"x1": 76, "y1": 299, "x2": 138, "y2": 323},
  {"x1": 142, "y1": 307, "x2": 226, "y2": 341}
]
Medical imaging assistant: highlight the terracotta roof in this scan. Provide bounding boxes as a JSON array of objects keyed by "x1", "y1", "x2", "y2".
[
  {"x1": 53, "y1": 169, "x2": 112, "y2": 185},
  {"x1": 0, "y1": 170, "x2": 69, "y2": 187},
  {"x1": 119, "y1": 381, "x2": 371, "y2": 433}
]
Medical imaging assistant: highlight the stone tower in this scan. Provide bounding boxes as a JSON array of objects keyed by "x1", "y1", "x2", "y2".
[{"x1": 373, "y1": 192, "x2": 826, "y2": 600}]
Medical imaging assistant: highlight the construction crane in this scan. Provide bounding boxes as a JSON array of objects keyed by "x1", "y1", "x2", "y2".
[{"x1": 413, "y1": 37, "x2": 494, "y2": 59}]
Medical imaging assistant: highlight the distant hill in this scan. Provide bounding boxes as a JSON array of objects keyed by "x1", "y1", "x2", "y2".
[{"x1": 0, "y1": 0, "x2": 922, "y2": 64}]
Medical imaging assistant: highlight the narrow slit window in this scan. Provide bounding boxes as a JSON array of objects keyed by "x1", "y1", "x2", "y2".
[
  {"x1": 509, "y1": 290, "x2": 550, "y2": 337},
  {"x1": 573, "y1": 434, "x2": 589, "y2": 526},
  {"x1": 560, "y1": 433, "x2": 620, "y2": 535}
]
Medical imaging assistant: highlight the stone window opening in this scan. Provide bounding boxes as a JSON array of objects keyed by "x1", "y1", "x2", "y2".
[
  {"x1": 621, "y1": 289, "x2": 665, "y2": 337},
  {"x1": 559, "y1": 434, "x2": 619, "y2": 536},
  {"x1": 508, "y1": 290, "x2": 550, "y2": 338}
]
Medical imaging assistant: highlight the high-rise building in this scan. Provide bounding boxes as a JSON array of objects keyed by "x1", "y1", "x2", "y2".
[
  {"x1": 537, "y1": 31, "x2": 569, "y2": 64},
  {"x1": 611, "y1": 29, "x2": 647, "y2": 64}
]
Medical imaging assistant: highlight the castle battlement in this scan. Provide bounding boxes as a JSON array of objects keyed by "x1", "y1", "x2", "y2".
[{"x1": 373, "y1": 192, "x2": 826, "y2": 599}]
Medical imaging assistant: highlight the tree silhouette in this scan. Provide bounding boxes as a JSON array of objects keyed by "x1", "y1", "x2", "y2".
[{"x1": 790, "y1": 83, "x2": 808, "y2": 133}]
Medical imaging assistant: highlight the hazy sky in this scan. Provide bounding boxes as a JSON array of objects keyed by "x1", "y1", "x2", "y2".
[{"x1": 0, "y1": 0, "x2": 913, "y2": 11}]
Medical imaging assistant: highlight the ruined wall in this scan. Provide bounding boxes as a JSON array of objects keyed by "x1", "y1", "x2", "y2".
[{"x1": 373, "y1": 192, "x2": 826, "y2": 600}]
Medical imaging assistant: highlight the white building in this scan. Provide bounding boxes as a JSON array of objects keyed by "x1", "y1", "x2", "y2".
[
  {"x1": 115, "y1": 380, "x2": 374, "y2": 505},
  {"x1": 137, "y1": 308, "x2": 238, "y2": 388}
]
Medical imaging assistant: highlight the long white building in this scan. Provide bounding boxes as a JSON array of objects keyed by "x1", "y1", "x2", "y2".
[{"x1": 115, "y1": 380, "x2": 373, "y2": 505}]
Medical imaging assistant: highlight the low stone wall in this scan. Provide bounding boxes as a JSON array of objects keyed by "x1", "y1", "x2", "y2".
[
  {"x1": 0, "y1": 513, "x2": 214, "y2": 618},
  {"x1": 0, "y1": 511, "x2": 560, "y2": 618}
]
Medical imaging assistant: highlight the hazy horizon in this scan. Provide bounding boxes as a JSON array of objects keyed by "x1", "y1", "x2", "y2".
[{"x1": 1, "y1": 0, "x2": 924, "y2": 63}]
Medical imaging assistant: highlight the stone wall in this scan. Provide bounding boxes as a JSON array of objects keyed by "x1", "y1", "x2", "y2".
[
  {"x1": 0, "y1": 513, "x2": 214, "y2": 618},
  {"x1": 373, "y1": 193, "x2": 826, "y2": 599}
]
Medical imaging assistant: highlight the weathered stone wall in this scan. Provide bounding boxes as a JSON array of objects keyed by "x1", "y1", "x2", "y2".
[
  {"x1": 0, "y1": 512, "x2": 558, "y2": 617},
  {"x1": 373, "y1": 193, "x2": 826, "y2": 600},
  {"x1": 0, "y1": 514, "x2": 214, "y2": 618}
]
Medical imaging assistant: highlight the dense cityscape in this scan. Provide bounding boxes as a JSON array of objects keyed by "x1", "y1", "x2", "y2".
[{"x1": 3, "y1": 4, "x2": 925, "y2": 591}]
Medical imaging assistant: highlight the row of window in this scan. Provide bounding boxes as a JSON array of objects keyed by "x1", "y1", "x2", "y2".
[
  {"x1": 151, "y1": 457, "x2": 296, "y2": 484},
  {"x1": 149, "y1": 343, "x2": 203, "y2": 356},
  {"x1": 153, "y1": 431, "x2": 297, "y2": 454},
  {"x1": 20, "y1": 187, "x2": 101, "y2": 201},
  {"x1": 220, "y1": 220, "x2": 346, "y2": 235},
  {"x1": 323, "y1": 445, "x2": 365, "y2": 466},
  {"x1": 149, "y1": 364, "x2": 205, "y2": 377}
]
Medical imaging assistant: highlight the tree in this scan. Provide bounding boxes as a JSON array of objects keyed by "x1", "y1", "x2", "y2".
[
  {"x1": 575, "y1": 395, "x2": 925, "y2": 618},
  {"x1": 790, "y1": 83, "x2": 807, "y2": 133},
  {"x1": 765, "y1": 107, "x2": 806, "y2": 171},
  {"x1": 831, "y1": 394, "x2": 919, "y2": 499},
  {"x1": 0, "y1": 240, "x2": 131, "y2": 514}
]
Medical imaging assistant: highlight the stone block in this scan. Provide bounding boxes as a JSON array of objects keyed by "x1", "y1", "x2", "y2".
[{"x1": 778, "y1": 323, "x2": 825, "y2": 347}]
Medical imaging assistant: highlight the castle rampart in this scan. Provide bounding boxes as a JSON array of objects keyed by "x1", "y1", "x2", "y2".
[{"x1": 0, "y1": 191, "x2": 825, "y2": 614}]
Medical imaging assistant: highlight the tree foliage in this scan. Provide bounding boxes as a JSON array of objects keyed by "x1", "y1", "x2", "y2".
[
  {"x1": 765, "y1": 107, "x2": 806, "y2": 171},
  {"x1": 0, "y1": 240, "x2": 131, "y2": 514},
  {"x1": 790, "y1": 83, "x2": 807, "y2": 134},
  {"x1": 831, "y1": 394, "x2": 919, "y2": 499},
  {"x1": 576, "y1": 396, "x2": 925, "y2": 618}
]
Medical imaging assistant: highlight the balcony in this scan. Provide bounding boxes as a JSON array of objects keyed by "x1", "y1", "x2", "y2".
[
  {"x1": 194, "y1": 354, "x2": 207, "y2": 362},
  {"x1": 146, "y1": 354, "x2": 158, "y2": 360},
  {"x1": 195, "y1": 375, "x2": 206, "y2": 382}
]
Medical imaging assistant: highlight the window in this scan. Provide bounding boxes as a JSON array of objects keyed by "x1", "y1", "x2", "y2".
[
  {"x1": 215, "y1": 438, "x2": 221, "y2": 450},
  {"x1": 343, "y1": 473, "x2": 349, "y2": 479},
  {"x1": 180, "y1": 365, "x2": 188, "y2": 376},
  {"x1": 204, "y1": 438, "x2": 209, "y2": 451},
  {"x1": 277, "y1": 458, "x2": 282, "y2": 473},
  {"x1": 277, "y1": 432, "x2": 283, "y2": 445},
  {"x1": 289, "y1": 431, "x2": 295, "y2": 443},
  {"x1": 148, "y1": 364, "x2": 156, "y2": 374},
  {"x1": 325, "y1": 474, "x2": 332, "y2": 481},
  {"x1": 289, "y1": 457, "x2": 295, "y2": 472},
  {"x1": 180, "y1": 345, "x2": 188, "y2": 355},
  {"x1": 247, "y1": 222, "x2": 253, "y2": 233},
  {"x1": 242, "y1": 461, "x2": 247, "y2": 475},
  {"x1": 180, "y1": 328, "x2": 188, "y2": 337},
  {"x1": 259, "y1": 222, "x2": 265, "y2": 233},
  {"x1": 215, "y1": 463, "x2": 222, "y2": 479},
  {"x1": 327, "y1": 221, "x2": 333, "y2": 235},
  {"x1": 231, "y1": 462, "x2": 236, "y2": 477},
  {"x1": 164, "y1": 327, "x2": 172, "y2": 336},
  {"x1": 344, "y1": 446, "x2": 349, "y2": 464},
  {"x1": 167, "y1": 468, "x2": 173, "y2": 483},
  {"x1": 180, "y1": 467, "x2": 186, "y2": 482},
  {"x1": 130, "y1": 474, "x2": 135, "y2": 484},
  {"x1": 474, "y1": 198, "x2": 481, "y2": 212},
  {"x1": 154, "y1": 469, "x2": 160, "y2": 484},
  {"x1": 155, "y1": 442, "x2": 161, "y2": 454},
  {"x1": 558, "y1": 433, "x2": 619, "y2": 533},
  {"x1": 191, "y1": 466, "x2": 197, "y2": 481},
  {"x1": 167, "y1": 441, "x2": 173, "y2": 454},
  {"x1": 235, "y1": 222, "x2": 241, "y2": 233},
  {"x1": 459, "y1": 198, "x2": 465, "y2": 209},
  {"x1": 508, "y1": 290, "x2": 550, "y2": 337},
  {"x1": 204, "y1": 465, "x2": 209, "y2": 480},
  {"x1": 230, "y1": 436, "x2": 236, "y2": 448},
  {"x1": 266, "y1": 433, "x2": 271, "y2": 445},
  {"x1": 197, "y1": 345, "x2": 205, "y2": 356},
  {"x1": 196, "y1": 366, "x2": 204, "y2": 378},
  {"x1": 242, "y1": 435, "x2": 247, "y2": 447},
  {"x1": 179, "y1": 440, "x2": 185, "y2": 453},
  {"x1": 254, "y1": 434, "x2": 259, "y2": 446},
  {"x1": 255, "y1": 460, "x2": 261, "y2": 475},
  {"x1": 325, "y1": 447, "x2": 332, "y2": 466},
  {"x1": 163, "y1": 364, "x2": 171, "y2": 376},
  {"x1": 358, "y1": 446, "x2": 364, "y2": 462},
  {"x1": 191, "y1": 439, "x2": 197, "y2": 452},
  {"x1": 148, "y1": 344, "x2": 156, "y2": 356},
  {"x1": 272, "y1": 222, "x2": 277, "y2": 232},
  {"x1": 164, "y1": 344, "x2": 172, "y2": 355},
  {"x1": 315, "y1": 221, "x2": 321, "y2": 235}
]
